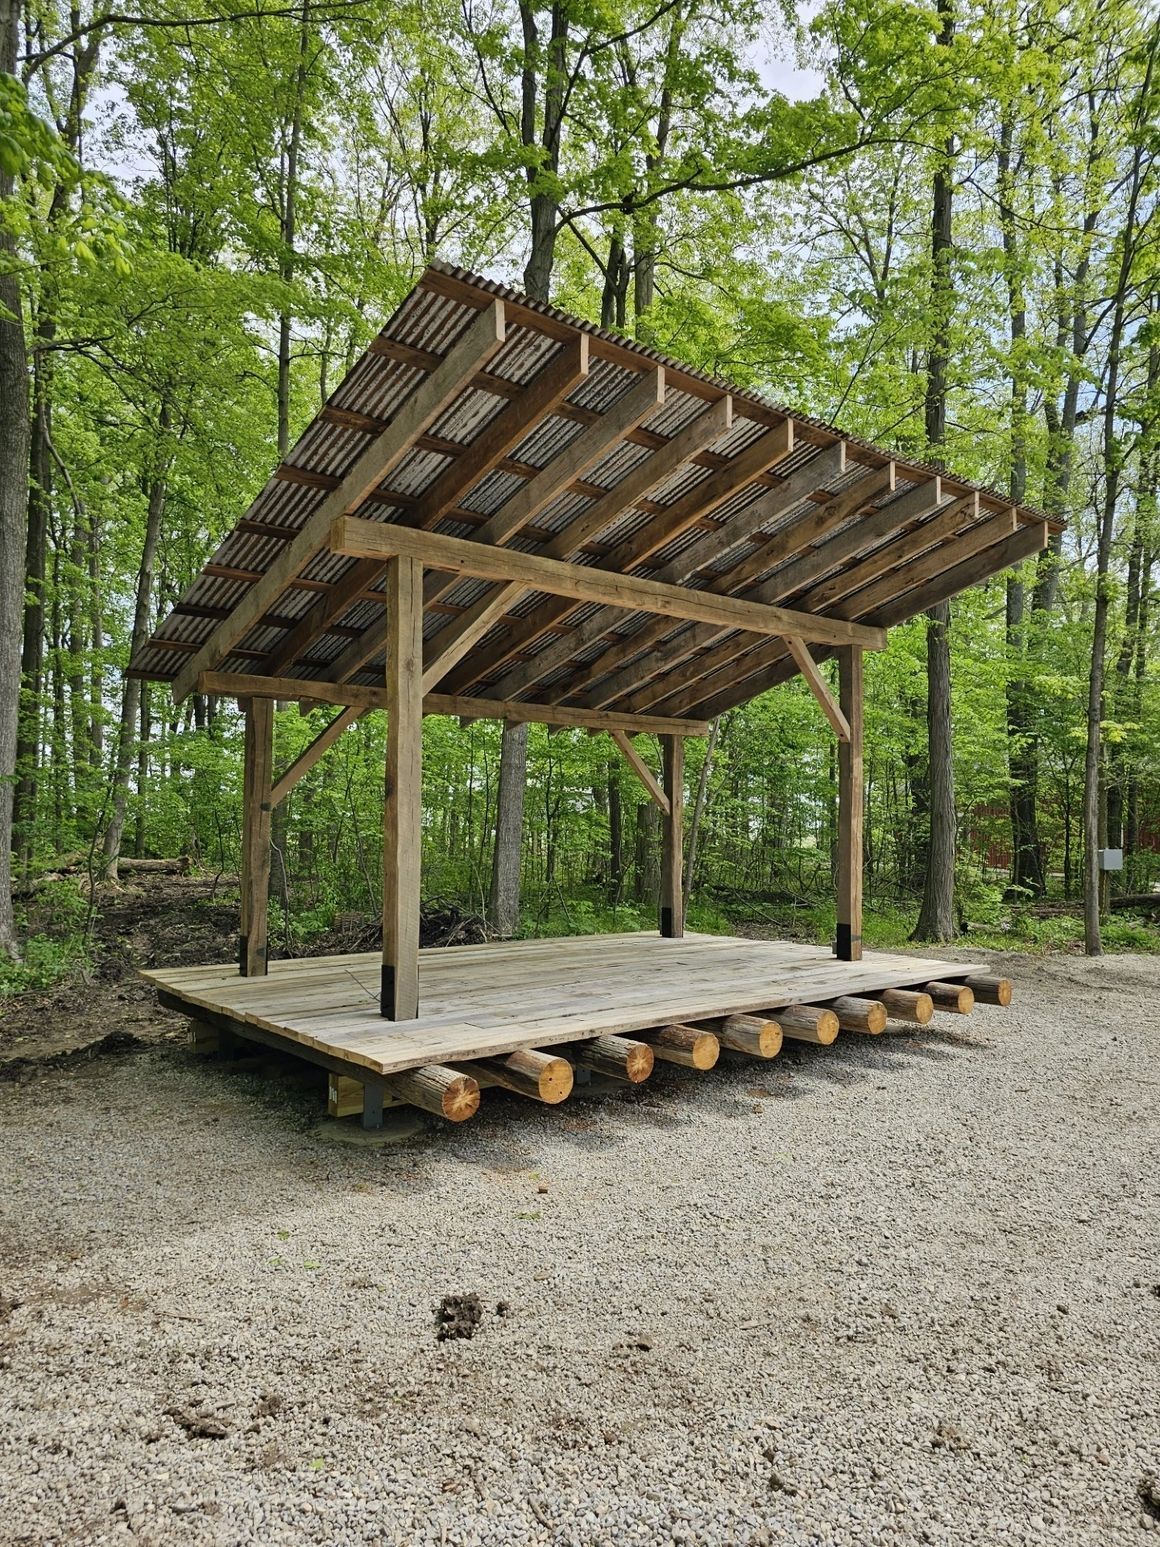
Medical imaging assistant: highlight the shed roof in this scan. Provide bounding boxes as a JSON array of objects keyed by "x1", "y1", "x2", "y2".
[{"x1": 132, "y1": 262, "x2": 1056, "y2": 728}]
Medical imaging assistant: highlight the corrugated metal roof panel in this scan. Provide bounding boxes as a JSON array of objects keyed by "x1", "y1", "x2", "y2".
[{"x1": 131, "y1": 263, "x2": 1054, "y2": 714}]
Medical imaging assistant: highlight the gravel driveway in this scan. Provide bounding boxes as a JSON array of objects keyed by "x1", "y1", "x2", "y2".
[{"x1": 0, "y1": 950, "x2": 1156, "y2": 1546}]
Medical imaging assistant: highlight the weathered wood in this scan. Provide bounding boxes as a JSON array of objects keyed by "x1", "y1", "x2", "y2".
[
  {"x1": 171, "y1": 300, "x2": 507, "y2": 702},
  {"x1": 382, "y1": 555, "x2": 423, "y2": 1020},
  {"x1": 660, "y1": 734, "x2": 684, "y2": 938},
  {"x1": 825, "y1": 995, "x2": 887, "y2": 1034},
  {"x1": 640, "y1": 1023, "x2": 719, "y2": 1069},
  {"x1": 148, "y1": 934, "x2": 983, "y2": 1077},
  {"x1": 462, "y1": 1049, "x2": 574, "y2": 1104},
  {"x1": 551, "y1": 396, "x2": 732, "y2": 558},
  {"x1": 484, "y1": 430, "x2": 834, "y2": 708},
  {"x1": 787, "y1": 638, "x2": 849, "y2": 741},
  {"x1": 923, "y1": 980, "x2": 976, "y2": 1014},
  {"x1": 329, "y1": 517, "x2": 888, "y2": 652},
  {"x1": 610, "y1": 730, "x2": 669, "y2": 813},
  {"x1": 269, "y1": 706, "x2": 362, "y2": 807},
  {"x1": 385, "y1": 1064, "x2": 481, "y2": 1121},
  {"x1": 880, "y1": 987, "x2": 934, "y2": 1024},
  {"x1": 572, "y1": 1035, "x2": 655, "y2": 1083},
  {"x1": 239, "y1": 697, "x2": 273, "y2": 976},
  {"x1": 867, "y1": 521, "x2": 1050, "y2": 629},
  {"x1": 197, "y1": 671, "x2": 712, "y2": 738},
  {"x1": 836, "y1": 505, "x2": 1015, "y2": 621},
  {"x1": 963, "y1": 973, "x2": 1013, "y2": 1006},
  {"x1": 716, "y1": 1013, "x2": 782, "y2": 1058},
  {"x1": 653, "y1": 499, "x2": 1021, "y2": 723},
  {"x1": 836, "y1": 644, "x2": 864, "y2": 962},
  {"x1": 418, "y1": 369, "x2": 666, "y2": 687},
  {"x1": 777, "y1": 1004, "x2": 840, "y2": 1045}
]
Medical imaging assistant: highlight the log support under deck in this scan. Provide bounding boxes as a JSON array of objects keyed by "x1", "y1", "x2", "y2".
[
  {"x1": 239, "y1": 697, "x2": 274, "y2": 976},
  {"x1": 382, "y1": 553, "x2": 423, "y2": 1020},
  {"x1": 660, "y1": 734, "x2": 684, "y2": 938},
  {"x1": 835, "y1": 644, "x2": 864, "y2": 962}
]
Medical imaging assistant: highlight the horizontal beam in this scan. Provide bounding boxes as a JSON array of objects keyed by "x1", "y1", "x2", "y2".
[
  {"x1": 328, "y1": 518, "x2": 887, "y2": 651},
  {"x1": 196, "y1": 671, "x2": 712, "y2": 736}
]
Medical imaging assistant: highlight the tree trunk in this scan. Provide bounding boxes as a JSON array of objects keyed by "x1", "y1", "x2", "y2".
[
  {"x1": 683, "y1": 717, "x2": 719, "y2": 909},
  {"x1": 0, "y1": 0, "x2": 30, "y2": 957},
  {"x1": 914, "y1": 0, "x2": 957, "y2": 943},
  {"x1": 1083, "y1": 38, "x2": 1154, "y2": 954},
  {"x1": 14, "y1": 338, "x2": 50, "y2": 865},
  {"x1": 102, "y1": 450, "x2": 168, "y2": 880},
  {"x1": 607, "y1": 758, "x2": 623, "y2": 903},
  {"x1": 914, "y1": 603, "x2": 957, "y2": 940},
  {"x1": 632, "y1": 801, "x2": 660, "y2": 904},
  {"x1": 490, "y1": 7, "x2": 568, "y2": 934},
  {"x1": 487, "y1": 720, "x2": 528, "y2": 935}
]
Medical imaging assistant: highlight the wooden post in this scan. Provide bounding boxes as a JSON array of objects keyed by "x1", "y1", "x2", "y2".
[
  {"x1": 835, "y1": 645, "x2": 864, "y2": 961},
  {"x1": 660, "y1": 734, "x2": 684, "y2": 937},
  {"x1": 382, "y1": 554, "x2": 423, "y2": 1020},
  {"x1": 239, "y1": 696, "x2": 273, "y2": 976}
]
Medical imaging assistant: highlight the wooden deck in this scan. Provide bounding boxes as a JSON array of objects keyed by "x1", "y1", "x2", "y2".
[{"x1": 145, "y1": 932, "x2": 983, "y2": 1079}]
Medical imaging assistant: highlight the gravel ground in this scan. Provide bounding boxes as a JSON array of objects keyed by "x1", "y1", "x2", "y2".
[{"x1": 0, "y1": 949, "x2": 1156, "y2": 1546}]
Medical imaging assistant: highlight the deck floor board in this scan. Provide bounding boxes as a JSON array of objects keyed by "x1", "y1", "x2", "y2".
[{"x1": 144, "y1": 932, "x2": 983, "y2": 1077}]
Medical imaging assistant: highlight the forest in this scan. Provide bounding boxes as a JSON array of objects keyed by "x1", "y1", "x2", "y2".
[{"x1": 1, "y1": 0, "x2": 1158, "y2": 989}]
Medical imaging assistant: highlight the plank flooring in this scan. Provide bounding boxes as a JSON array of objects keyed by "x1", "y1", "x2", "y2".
[{"x1": 144, "y1": 932, "x2": 983, "y2": 1077}]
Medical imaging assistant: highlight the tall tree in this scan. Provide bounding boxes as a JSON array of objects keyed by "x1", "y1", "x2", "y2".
[
  {"x1": 913, "y1": 0, "x2": 957, "y2": 942},
  {"x1": 1083, "y1": 29, "x2": 1157, "y2": 954}
]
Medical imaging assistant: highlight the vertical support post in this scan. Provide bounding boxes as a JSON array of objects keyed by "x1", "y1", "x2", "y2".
[
  {"x1": 836, "y1": 645, "x2": 864, "y2": 961},
  {"x1": 382, "y1": 554, "x2": 423, "y2": 1020},
  {"x1": 239, "y1": 696, "x2": 273, "y2": 976},
  {"x1": 659, "y1": 734, "x2": 685, "y2": 938}
]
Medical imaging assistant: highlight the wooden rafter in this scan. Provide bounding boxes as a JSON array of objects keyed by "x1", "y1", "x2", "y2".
[
  {"x1": 561, "y1": 449, "x2": 877, "y2": 711},
  {"x1": 262, "y1": 336, "x2": 591, "y2": 678},
  {"x1": 623, "y1": 487, "x2": 983, "y2": 717},
  {"x1": 421, "y1": 392, "x2": 743, "y2": 692},
  {"x1": 675, "y1": 519, "x2": 1051, "y2": 723},
  {"x1": 455, "y1": 417, "x2": 801, "y2": 704},
  {"x1": 415, "y1": 370, "x2": 669, "y2": 687},
  {"x1": 170, "y1": 300, "x2": 508, "y2": 703}
]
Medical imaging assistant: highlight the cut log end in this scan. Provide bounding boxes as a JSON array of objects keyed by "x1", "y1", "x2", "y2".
[
  {"x1": 825, "y1": 995, "x2": 887, "y2": 1035},
  {"x1": 777, "y1": 1004, "x2": 840, "y2": 1046},
  {"x1": 964, "y1": 973, "x2": 1013, "y2": 1007},
  {"x1": 880, "y1": 987, "x2": 935, "y2": 1025},
  {"x1": 718, "y1": 1013, "x2": 782, "y2": 1059},
  {"x1": 467, "y1": 1049, "x2": 574, "y2": 1104},
  {"x1": 387, "y1": 1065, "x2": 481, "y2": 1122},
  {"x1": 574, "y1": 1035, "x2": 655, "y2": 1083},
  {"x1": 924, "y1": 980, "x2": 976, "y2": 1015},
  {"x1": 642, "y1": 1023, "x2": 720, "y2": 1070}
]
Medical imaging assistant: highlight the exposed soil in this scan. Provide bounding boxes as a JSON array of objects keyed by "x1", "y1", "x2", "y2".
[{"x1": 0, "y1": 872, "x2": 485, "y2": 1070}]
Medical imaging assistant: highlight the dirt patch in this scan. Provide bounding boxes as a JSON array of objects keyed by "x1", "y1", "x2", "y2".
[{"x1": 435, "y1": 1292, "x2": 484, "y2": 1341}]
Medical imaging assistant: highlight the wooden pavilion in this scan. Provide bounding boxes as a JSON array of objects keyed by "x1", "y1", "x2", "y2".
[{"x1": 133, "y1": 264, "x2": 1048, "y2": 1124}]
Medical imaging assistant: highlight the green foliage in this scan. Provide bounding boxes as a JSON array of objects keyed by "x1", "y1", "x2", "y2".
[{"x1": 4, "y1": 0, "x2": 1159, "y2": 971}]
